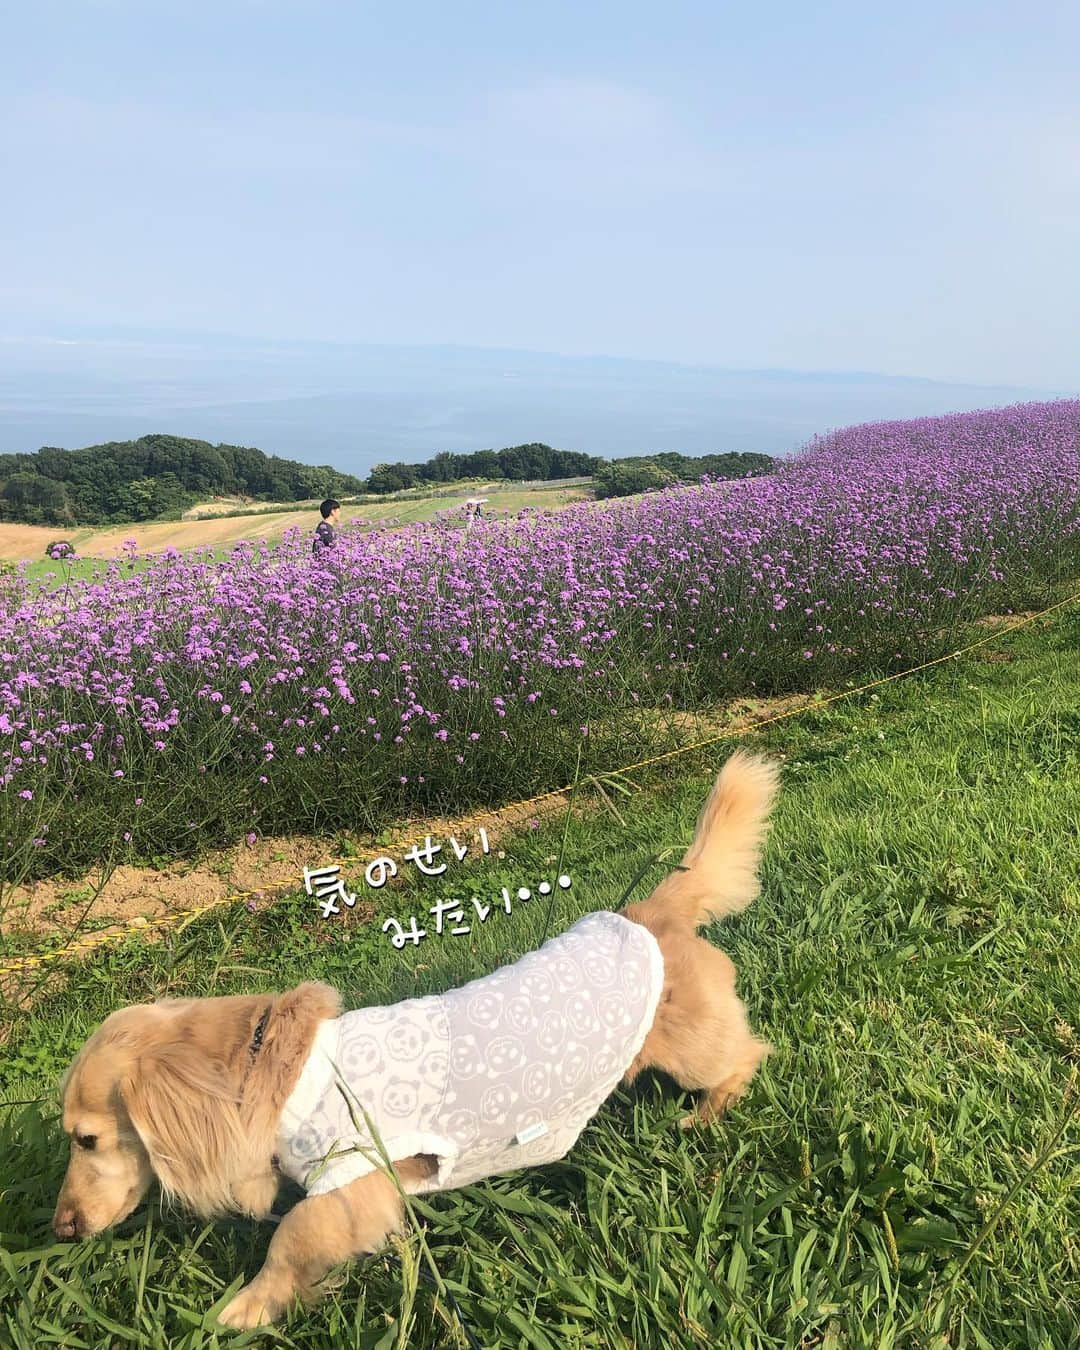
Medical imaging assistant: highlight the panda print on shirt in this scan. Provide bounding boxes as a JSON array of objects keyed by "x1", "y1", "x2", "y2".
[{"x1": 275, "y1": 910, "x2": 665, "y2": 1197}]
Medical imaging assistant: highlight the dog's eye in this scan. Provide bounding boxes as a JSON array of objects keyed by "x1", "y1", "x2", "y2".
[{"x1": 74, "y1": 1134, "x2": 97, "y2": 1151}]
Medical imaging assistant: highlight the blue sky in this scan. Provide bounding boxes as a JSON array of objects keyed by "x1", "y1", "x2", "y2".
[{"x1": 2, "y1": 1, "x2": 1078, "y2": 389}]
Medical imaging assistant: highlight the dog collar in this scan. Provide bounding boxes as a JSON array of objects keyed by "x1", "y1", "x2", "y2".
[
  {"x1": 247, "y1": 1006, "x2": 272, "y2": 1067},
  {"x1": 239, "y1": 1005, "x2": 282, "y2": 1171},
  {"x1": 249, "y1": 1006, "x2": 271, "y2": 1058}
]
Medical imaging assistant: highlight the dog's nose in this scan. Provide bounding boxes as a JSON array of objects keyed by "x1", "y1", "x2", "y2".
[{"x1": 53, "y1": 1208, "x2": 80, "y2": 1240}]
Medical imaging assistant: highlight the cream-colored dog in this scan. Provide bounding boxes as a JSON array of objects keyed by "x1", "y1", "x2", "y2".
[{"x1": 52, "y1": 751, "x2": 778, "y2": 1329}]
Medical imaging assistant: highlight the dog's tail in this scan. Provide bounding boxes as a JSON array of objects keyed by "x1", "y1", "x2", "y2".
[{"x1": 622, "y1": 751, "x2": 780, "y2": 933}]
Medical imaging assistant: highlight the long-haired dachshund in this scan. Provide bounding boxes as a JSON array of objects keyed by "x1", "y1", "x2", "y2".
[{"x1": 52, "y1": 751, "x2": 778, "y2": 1329}]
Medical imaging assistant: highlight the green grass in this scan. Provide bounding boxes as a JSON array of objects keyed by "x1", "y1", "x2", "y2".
[
  {"x1": 1, "y1": 607, "x2": 1078, "y2": 1347},
  {"x1": 17, "y1": 556, "x2": 154, "y2": 586},
  {"x1": 188, "y1": 477, "x2": 595, "y2": 521}
]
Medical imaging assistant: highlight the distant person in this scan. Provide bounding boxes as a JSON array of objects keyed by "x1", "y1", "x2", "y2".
[
  {"x1": 313, "y1": 499, "x2": 341, "y2": 554},
  {"x1": 464, "y1": 497, "x2": 487, "y2": 533}
]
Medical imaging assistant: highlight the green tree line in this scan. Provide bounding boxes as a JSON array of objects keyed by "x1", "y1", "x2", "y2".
[
  {"x1": 365, "y1": 445, "x2": 774, "y2": 495},
  {"x1": 0, "y1": 434, "x2": 775, "y2": 526},
  {"x1": 364, "y1": 443, "x2": 600, "y2": 493},
  {"x1": 592, "y1": 450, "x2": 775, "y2": 498},
  {"x1": 0, "y1": 434, "x2": 366, "y2": 526}
]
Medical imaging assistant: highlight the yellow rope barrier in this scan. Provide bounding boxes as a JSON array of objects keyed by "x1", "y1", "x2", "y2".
[{"x1": 2, "y1": 589, "x2": 1076, "y2": 980}]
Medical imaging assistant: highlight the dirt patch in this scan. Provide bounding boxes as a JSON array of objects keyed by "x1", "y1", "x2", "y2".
[
  {"x1": 0, "y1": 513, "x2": 316, "y2": 562},
  {"x1": 6, "y1": 834, "x2": 379, "y2": 941},
  {"x1": 972, "y1": 609, "x2": 1043, "y2": 628},
  {"x1": 182, "y1": 496, "x2": 315, "y2": 520},
  {"x1": 2, "y1": 813, "x2": 547, "y2": 953},
  {"x1": 0, "y1": 522, "x2": 85, "y2": 563},
  {"x1": 79, "y1": 510, "x2": 319, "y2": 558}
]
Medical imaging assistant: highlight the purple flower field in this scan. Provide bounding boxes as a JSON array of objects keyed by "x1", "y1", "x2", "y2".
[{"x1": 3, "y1": 401, "x2": 1078, "y2": 882}]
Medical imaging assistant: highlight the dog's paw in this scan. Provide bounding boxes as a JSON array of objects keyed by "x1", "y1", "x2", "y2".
[
  {"x1": 218, "y1": 1283, "x2": 280, "y2": 1330},
  {"x1": 679, "y1": 1103, "x2": 727, "y2": 1129}
]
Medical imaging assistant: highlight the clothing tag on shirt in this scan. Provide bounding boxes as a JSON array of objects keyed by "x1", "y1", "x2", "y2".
[{"x1": 514, "y1": 1121, "x2": 549, "y2": 1147}]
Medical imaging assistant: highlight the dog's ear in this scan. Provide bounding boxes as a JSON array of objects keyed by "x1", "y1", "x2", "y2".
[
  {"x1": 268, "y1": 980, "x2": 341, "y2": 1034},
  {"x1": 121, "y1": 1042, "x2": 245, "y2": 1217}
]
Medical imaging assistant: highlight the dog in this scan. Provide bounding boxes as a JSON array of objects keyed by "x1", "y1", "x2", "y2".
[{"x1": 52, "y1": 750, "x2": 778, "y2": 1329}]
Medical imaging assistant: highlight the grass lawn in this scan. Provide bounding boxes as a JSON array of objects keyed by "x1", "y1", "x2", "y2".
[
  {"x1": 1, "y1": 605, "x2": 1077, "y2": 1348},
  {"x1": 15, "y1": 555, "x2": 153, "y2": 587}
]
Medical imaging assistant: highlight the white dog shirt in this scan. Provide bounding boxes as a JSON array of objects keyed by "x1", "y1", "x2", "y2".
[{"x1": 275, "y1": 910, "x2": 664, "y2": 1196}]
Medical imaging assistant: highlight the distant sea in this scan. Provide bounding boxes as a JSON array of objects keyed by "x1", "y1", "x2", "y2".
[{"x1": 0, "y1": 329, "x2": 1065, "y2": 476}]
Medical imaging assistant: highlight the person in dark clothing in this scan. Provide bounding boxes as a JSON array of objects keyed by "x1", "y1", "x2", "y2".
[{"x1": 313, "y1": 499, "x2": 341, "y2": 554}]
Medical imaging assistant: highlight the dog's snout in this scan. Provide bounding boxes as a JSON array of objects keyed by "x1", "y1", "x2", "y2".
[{"x1": 53, "y1": 1207, "x2": 81, "y2": 1240}]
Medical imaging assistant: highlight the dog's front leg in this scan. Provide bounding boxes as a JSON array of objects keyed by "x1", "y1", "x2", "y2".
[{"x1": 218, "y1": 1159, "x2": 430, "y2": 1330}]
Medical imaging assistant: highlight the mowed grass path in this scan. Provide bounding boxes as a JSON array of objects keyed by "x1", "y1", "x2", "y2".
[{"x1": 1, "y1": 607, "x2": 1077, "y2": 1348}]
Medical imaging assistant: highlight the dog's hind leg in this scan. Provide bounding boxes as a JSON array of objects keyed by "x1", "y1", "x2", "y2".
[
  {"x1": 678, "y1": 1033, "x2": 771, "y2": 1128},
  {"x1": 626, "y1": 936, "x2": 770, "y2": 1129},
  {"x1": 218, "y1": 1155, "x2": 435, "y2": 1329}
]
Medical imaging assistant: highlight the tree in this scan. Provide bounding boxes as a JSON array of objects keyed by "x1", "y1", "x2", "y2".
[
  {"x1": 600, "y1": 450, "x2": 775, "y2": 484},
  {"x1": 0, "y1": 472, "x2": 74, "y2": 524},
  {"x1": 0, "y1": 435, "x2": 365, "y2": 525},
  {"x1": 366, "y1": 462, "x2": 421, "y2": 494},
  {"x1": 593, "y1": 460, "x2": 677, "y2": 499},
  {"x1": 462, "y1": 448, "x2": 503, "y2": 479},
  {"x1": 425, "y1": 451, "x2": 464, "y2": 482}
]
